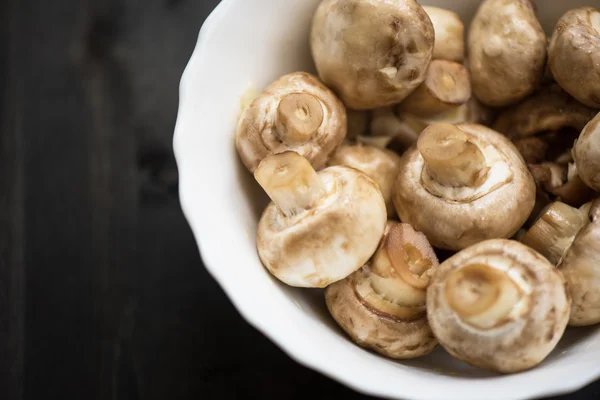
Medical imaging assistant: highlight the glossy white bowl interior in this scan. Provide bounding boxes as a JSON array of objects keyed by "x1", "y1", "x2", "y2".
[{"x1": 173, "y1": 1, "x2": 600, "y2": 399}]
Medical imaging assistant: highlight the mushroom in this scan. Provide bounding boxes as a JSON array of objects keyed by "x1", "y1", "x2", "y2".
[
  {"x1": 529, "y1": 162, "x2": 597, "y2": 207},
  {"x1": 493, "y1": 85, "x2": 597, "y2": 139},
  {"x1": 325, "y1": 222, "x2": 439, "y2": 359},
  {"x1": 369, "y1": 107, "x2": 422, "y2": 153},
  {"x1": 310, "y1": 0, "x2": 434, "y2": 110},
  {"x1": 346, "y1": 109, "x2": 371, "y2": 140},
  {"x1": 468, "y1": 0, "x2": 547, "y2": 107},
  {"x1": 235, "y1": 72, "x2": 346, "y2": 172},
  {"x1": 574, "y1": 112, "x2": 600, "y2": 191},
  {"x1": 548, "y1": 7, "x2": 600, "y2": 108},
  {"x1": 423, "y1": 6, "x2": 465, "y2": 63},
  {"x1": 513, "y1": 136, "x2": 549, "y2": 164},
  {"x1": 256, "y1": 151, "x2": 386, "y2": 288},
  {"x1": 398, "y1": 60, "x2": 472, "y2": 118},
  {"x1": 393, "y1": 123, "x2": 535, "y2": 251},
  {"x1": 427, "y1": 239, "x2": 570, "y2": 373},
  {"x1": 328, "y1": 144, "x2": 402, "y2": 218}
]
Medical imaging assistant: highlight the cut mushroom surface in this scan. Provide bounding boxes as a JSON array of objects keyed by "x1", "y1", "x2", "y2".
[
  {"x1": 548, "y1": 7, "x2": 600, "y2": 108},
  {"x1": 235, "y1": 72, "x2": 346, "y2": 172},
  {"x1": 574, "y1": 112, "x2": 600, "y2": 191},
  {"x1": 310, "y1": 0, "x2": 434, "y2": 109},
  {"x1": 423, "y1": 6, "x2": 465, "y2": 63},
  {"x1": 325, "y1": 222, "x2": 439, "y2": 359},
  {"x1": 427, "y1": 239, "x2": 571, "y2": 373},
  {"x1": 393, "y1": 123, "x2": 535, "y2": 251},
  {"x1": 256, "y1": 152, "x2": 386, "y2": 288}
]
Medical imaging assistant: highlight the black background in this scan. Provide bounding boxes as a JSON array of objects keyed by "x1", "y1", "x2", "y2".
[{"x1": 1, "y1": 0, "x2": 599, "y2": 399}]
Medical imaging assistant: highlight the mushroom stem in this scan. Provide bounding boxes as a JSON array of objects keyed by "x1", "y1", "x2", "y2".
[
  {"x1": 445, "y1": 264, "x2": 520, "y2": 329},
  {"x1": 418, "y1": 123, "x2": 488, "y2": 187},
  {"x1": 254, "y1": 151, "x2": 326, "y2": 217},
  {"x1": 276, "y1": 93, "x2": 324, "y2": 144}
]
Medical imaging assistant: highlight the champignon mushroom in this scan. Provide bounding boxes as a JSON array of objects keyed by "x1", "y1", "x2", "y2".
[
  {"x1": 398, "y1": 60, "x2": 472, "y2": 118},
  {"x1": 548, "y1": 7, "x2": 600, "y2": 108},
  {"x1": 310, "y1": 0, "x2": 434, "y2": 110},
  {"x1": 529, "y1": 162, "x2": 597, "y2": 207},
  {"x1": 513, "y1": 136, "x2": 549, "y2": 164},
  {"x1": 423, "y1": 6, "x2": 465, "y2": 63},
  {"x1": 235, "y1": 72, "x2": 346, "y2": 172},
  {"x1": 256, "y1": 151, "x2": 386, "y2": 288},
  {"x1": 325, "y1": 222, "x2": 439, "y2": 359},
  {"x1": 328, "y1": 144, "x2": 402, "y2": 218},
  {"x1": 346, "y1": 109, "x2": 371, "y2": 140},
  {"x1": 574, "y1": 112, "x2": 600, "y2": 191},
  {"x1": 393, "y1": 123, "x2": 535, "y2": 251},
  {"x1": 468, "y1": 0, "x2": 547, "y2": 107},
  {"x1": 427, "y1": 239, "x2": 571, "y2": 373}
]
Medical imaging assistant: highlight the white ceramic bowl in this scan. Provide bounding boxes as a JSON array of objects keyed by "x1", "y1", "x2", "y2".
[{"x1": 174, "y1": 1, "x2": 600, "y2": 399}]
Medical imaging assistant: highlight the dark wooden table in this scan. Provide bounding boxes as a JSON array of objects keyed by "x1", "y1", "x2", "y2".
[{"x1": 1, "y1": 1, "x2": 598, "y2": 399}]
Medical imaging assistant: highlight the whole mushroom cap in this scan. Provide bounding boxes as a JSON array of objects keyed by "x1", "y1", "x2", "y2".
[
  {"x1": 574, "y1": 112, "x2": 600, "y2": 192},
  {"x1": 235, "y1": 72, "x2": 346, "y2": 172},
  {"x1": 427, "y1": 239, "x2": 571, "y2": 373},
  {"x1": 548, "y1": 7, "x2": 600, "y2": 108},
  {"x1": 310, "y1": 0, "x2": 434, "y2": 110}
]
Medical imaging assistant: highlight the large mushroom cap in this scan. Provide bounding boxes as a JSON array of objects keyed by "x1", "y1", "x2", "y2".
[
  {"x1": 558, "y1": 199, "x2": 600, "y2": 326},
  {"x1": 310, "y1": 0, "x2": 434, "y2": 110},
  {"x1": 328, "y1": 144, "x2": 402, "y2": 217},
  {"x1": 548, "y1": 7, "x2": 600, "y2": 108},
  {"x1": 574, "y1": 112, "x2": 600, "y2": 192},
  {"x1": 468, "y1": 0, "x2": 547, "y2": 107},
  {"x1": 393, "y1": 123, "x2": 536, "y2": 251},
  {"x1": 235, "y1": 72, "x2": 346, "y2": 172},
  {"x1": 427, "y1": 239, "x2": 571, "y2": 373},
  {"x1": 325, "y1": 222, "x2": 439, "y2": 359},
  {"x1": 257, "y1": 153, "x2": 386, "y2": 288}
]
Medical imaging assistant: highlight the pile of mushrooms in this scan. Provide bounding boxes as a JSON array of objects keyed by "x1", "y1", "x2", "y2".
[{"x1": 234, "y1": 0, "x2": 600, "y2": 375}]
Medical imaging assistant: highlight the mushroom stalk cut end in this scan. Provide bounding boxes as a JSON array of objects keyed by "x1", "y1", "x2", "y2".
[{"x1": 276, "y1": 93, "x2": 324, "y2": 145}]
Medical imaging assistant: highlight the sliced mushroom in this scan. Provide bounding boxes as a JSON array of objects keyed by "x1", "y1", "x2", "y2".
[
  {"x1": 398, "y1": 60, "x2": 472, "y2": 118},
  {"x1": 548, "y1": 7, "x2": 600, "y2": 108},
  {"x1": 393, "y1": 123, "x2": 535, "y2": 251},
  {"x1": 325, "y1": 222, "x2": 439, "y2": 359},
  {"x1": 428, "y1": 239, "x2": 570, "y2": 373},
  {"x1": 423, "y1": 6, "x2": 465, "y2": 63},
  {"x1": 468, "y1": 0, "x2": 547, "y2": 107},
  {"x1": 256, "y1": 152, "x2": 386, "y2": 288},
  {"x1": 529, "y1": 162, "x2": 596, "y2": 207},
  {"x1": 310, "y1": 0, "x2": 434, "y2": 109},
  {"x1": 235, "y1": 72, "x2": 346, "y2": 172},
  {"x1": 574, "y1": 112, "x2": 600, "y2": 191},
  {"x1": 328, "y1": 144, "x2": 402, "y2": 217}
]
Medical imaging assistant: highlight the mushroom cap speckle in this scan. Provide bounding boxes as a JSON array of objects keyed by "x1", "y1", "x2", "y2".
[
  {"x1": 558, "y1": 200, "x2": 600, "y2": 326},
  {"x1": 548, "y1": 7, "x2": 600, "y2": 108},
  {"x1": 310, "y1": 0, "x2": 434, "y2": 110},
  {"x1": 393, "y1": 124, "x2": 536, "y2": 251},
  {"x1": 574, "y1": 112, "x2": 600, "y2": 192},
  {"x1": 235, "y1": 72, "x2": 346, "y2": 172},
  {"x1": 468, "y1": 0, "x2": 547, "y2": 107},
  {"x1": 257, "y1": 166, "x2": 386, "y2": 288},
  {"x1": 427, "y1": 239, "x2": 571, "y2": 373}
]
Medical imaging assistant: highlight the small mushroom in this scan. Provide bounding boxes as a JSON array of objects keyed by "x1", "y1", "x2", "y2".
[
  {"x1": 256, "y1": 151, "x2": 386, "y2": 288},
  {"x1": 574, "y1": 112, "x2": 600, "y2": 191},
  {"x1": 310, "y1": 0, "x2": 434, "y2": 109},
  {"x1": 393, "y1": 123, "x2": 535, "y2": 251},
  {"x1": 529, "y1": 162, "x2": 597, "y2": 207},
  {"x1": 423, "y1": 6, "x2": 465, "y2": 63},
  {"x1": 427, "y1": 239, "x2": 571, "y2": 373},
  {"x1": 235, "y1": 72, "x2": 346, "y2": 172},
  {"x1": 493, "y1": 85, "x2": 597, "y2": 139},
  {"x1": 468, "y1": 0, "x2": 547, "y2": 107},
  {"x1": 325, "y1": 222, "x2": 439, "y2": 359},
  {"x1": 398, "y1": 60, "x2": 472, "y2": 118},
  {"x1": 328, "y1": 144, "x2": 402, "y2": 218},
  {"x1": 548, "y1": 7, "x2": 600, "y2": 108}
]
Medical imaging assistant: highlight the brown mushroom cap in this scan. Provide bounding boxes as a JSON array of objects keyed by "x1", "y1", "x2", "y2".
[
  {"x1": 393, "y1": 123, "x2": 535, "y2": 251},
  {"x1": 468, "y1": 0, "x2": 547, "y2": 107},
  {"x1": 427, "y1": 239, "x2": 571, "y2": 373},
  {"x1": 328, "y1": 144, "x2": 402, "y2": 218},
  {"x1": 325, "y1": 222, "x2": 439, "y2": 359},
  {"x1": 423, "y1": 6, "x2": 465, "y2": 63},
  {"x1": 235, "y1": 72, "x2": 346, "y2": 172},
  {"x1": 310, "y1": 0, "x2": 434, "y2": 110},
  {"x1": 574, "y1": 112, "x2": 600, "y2": 191},
  {"x1": 548, "y1": 7, "x2": 600, "y2": 108},
  {"x1": 558, "y1": 199, "x2": 600, "y2": 326},
  {"x1": 256, "y1": 152, "x2": 386, "y2": 288}
]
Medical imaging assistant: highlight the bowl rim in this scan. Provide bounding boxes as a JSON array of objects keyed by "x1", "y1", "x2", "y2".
[{"x1": 173, "y1": 1, "x2": 600, "y2": 399}]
